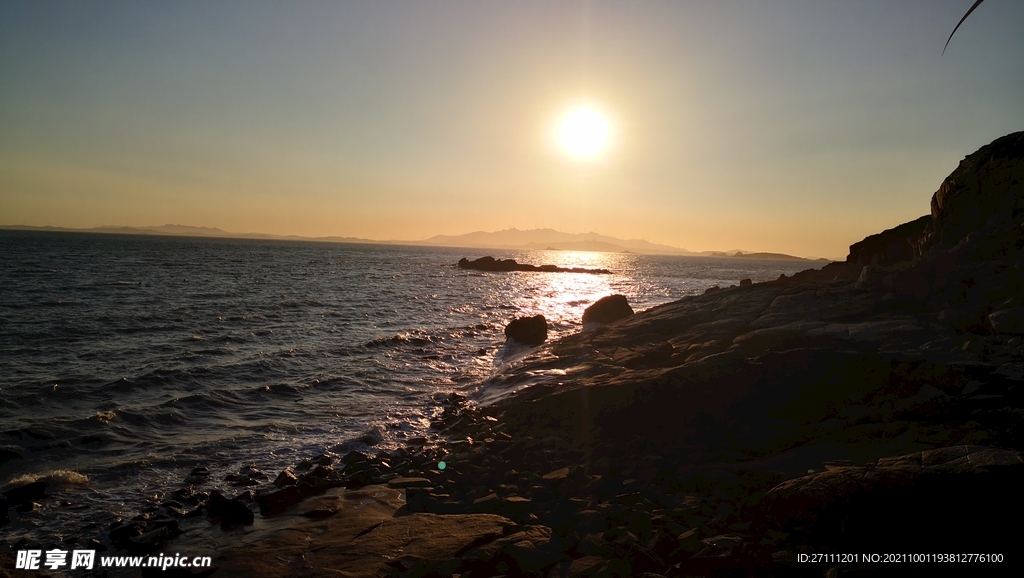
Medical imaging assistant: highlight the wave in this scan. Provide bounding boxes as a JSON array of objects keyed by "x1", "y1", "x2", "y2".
[
  {"x1": 363, "y1": 332, "x2": 434, "y2": 348},
  {"x1": 4, "y1": 469, "x2": 89, "y2": 489}
]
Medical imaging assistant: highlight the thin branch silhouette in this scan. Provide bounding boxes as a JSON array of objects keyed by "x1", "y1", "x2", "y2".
[{"x1": 943, "y1": 0, "x2": 986, "y2": 54}]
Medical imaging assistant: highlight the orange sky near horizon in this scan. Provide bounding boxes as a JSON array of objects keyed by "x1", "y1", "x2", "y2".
[{"x1": 2, "y1": 1, "x2": 1023, "y2": 260}]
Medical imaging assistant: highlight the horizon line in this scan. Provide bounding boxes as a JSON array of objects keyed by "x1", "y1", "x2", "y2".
[{"x1": 0, "y1": 223, "x2": 841, "y2": 262}]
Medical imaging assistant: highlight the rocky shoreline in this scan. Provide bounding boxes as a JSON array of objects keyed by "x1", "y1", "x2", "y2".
[
  {"x1": 219, "y1": 131, "x2": 1024, "y2": 576},
  {"x1": 4, "y1": 132, "x2": 1024, "y2": 577}
]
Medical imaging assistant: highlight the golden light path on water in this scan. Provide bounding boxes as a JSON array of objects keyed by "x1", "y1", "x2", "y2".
[{"x1": 505, "y1": 251, "x2": 623, "y2": 329}]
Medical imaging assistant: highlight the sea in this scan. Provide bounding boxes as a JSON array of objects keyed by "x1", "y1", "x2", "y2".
[{"x1": 0, "y1": 230, "x2": 820, "y2": 551}]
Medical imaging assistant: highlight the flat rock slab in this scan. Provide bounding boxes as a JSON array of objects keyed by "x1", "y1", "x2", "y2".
[
  {"x1": 758, "y1": 446, "x2": 1024, "y2": 550},
  {"x1": 215, "y1": 485, "x2": 514, "y2": 577}
]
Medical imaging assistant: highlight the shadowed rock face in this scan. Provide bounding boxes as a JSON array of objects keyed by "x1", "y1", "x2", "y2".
[
  {"x1": 848, "y1": 130, "x2": 1024, "y2": 269},
  {"x1": 932, "y1": 131, "x2": 1024, "y2": 244}
]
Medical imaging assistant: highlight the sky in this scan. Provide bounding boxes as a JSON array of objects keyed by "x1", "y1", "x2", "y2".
[{"x1": 1, "y1": 1, "x2": 1023, "y2": 259}]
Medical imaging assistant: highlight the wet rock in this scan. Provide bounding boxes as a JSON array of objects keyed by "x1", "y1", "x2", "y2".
[
  {"x1": 505, "y1": 315, "x2": 548, "y2": 345},
  {"x1": 582, "y1": 295, "x2": 635, "y2": 325},
  {"x1": 183, "y1": 471, "x2": 210, "y2": 487},
  {"x1": 387, "y1": 476, "x2": 432, "y2": 489},
  {"x1": 218, "y1": 498, "x2": 255, "y2": 528},
  {"x1": 272, "y1": 469, "x2": 297, "y2": 487},
  {"x1": 219, "y1": 485, "x2": 513, "y2": 577},
  {"x1": 256, "y1": 486, "x2": 303, "y2": 516},
  {"x1": 296, "y1": 465, "x2": 340, "y2": 497},
  {"x1": 1, "y1": 481, "x2": 46, "y2": 504},
  {"x1": 109, "y1": 521, "x2": 147, "y2": 546},
  {"x1": 128, "y1": 526, "x2": 170, "y2": 551}
]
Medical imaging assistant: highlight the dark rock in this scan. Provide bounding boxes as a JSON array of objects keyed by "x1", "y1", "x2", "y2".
[
  {"x1": 894, "y1": 268, "x2": 930, "y2": 301},
  {"x1": 0, "y1": 446, "x2": 24, "y2": 464},
  {"x1": 219, "y1": 498, "x2": 255, "y2": 528},
  {"x1": 403, "y1": 488, "x2": 469, "y2": 514},
  {"x1": 505, "y1": 315, "x2": 548, "y2": 345},
  {"x1": 582, "y1": 295, "x2": 635, "y2": 325},
  {"x1": 459, "y1": 256, "x2": 611, "y2": 274},
  {"x1": 387, "y1": 476, "x2": 433, "y2": 489},
  {"x1": 0, "y1": 494, "x2": 7, "y2": 525},
  {"x1": 848, "y1": 215, "x2": 933, "y2": 268},
  {"x1": 297, "y1": 465, "x2": 343, "y2": 496},
  {"x1": 183, "y1": 466, "x2": 210, "y2": 485},
  {"x1": 16, "y1": 501, "x2": 41, "y2": 513},
  {"x1": 342, "y1": 467, "x2": 382, "y2": 489},
  {"x1": 759, "y1": 446, "x2": 1024, "y2": 550},
  {"x1": 549, "y1": 556, "x2": 631, "y2": 578},
  {"x1": 340, "y1": 450, "x2": 371, "y2": 466},
  {"x1": 990, "y1": 307, "x2": 1024, "y2": 334},
  {"x1": 739, "y1": 278, "x2": 752, "y2": 286},
  {"x1": 273, "y1": 470, "x2": 298, "y2": 487},
  {"x1": 479, "y1": 526, "x2": 563, "y2": 574},
  {"x1": 675, "y1": 528, "x2": 703, "y2": 555},
  {"x1": 1, "y1": 481, "x2": 46, "y2": 504},
  {"x1": 257, "y1": 486, "x2": 303, "y2": 516},
  {"x1": 204, "y1": 490, "x2": 231, "y2": 519},
  {"x1": 931, "y1": 131, "x2": 1024, "y2": 244},
  {"x1": 109, "y1": 521, "x2": 147, "y2": 545}
]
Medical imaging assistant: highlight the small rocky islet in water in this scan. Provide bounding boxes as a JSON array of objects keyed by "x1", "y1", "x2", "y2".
[{"x1": 458, "y1": 256, "x2": 612, "y2": 275}]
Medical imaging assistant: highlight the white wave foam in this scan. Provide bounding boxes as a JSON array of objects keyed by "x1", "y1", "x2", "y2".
[{"x1": 5, "y1": 469, "x2": 90, "y2": 488}]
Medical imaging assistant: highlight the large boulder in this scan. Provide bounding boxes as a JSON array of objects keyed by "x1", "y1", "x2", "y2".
[
  {"x1": 505, "y1": 315, "x2": 547, "y2": 345},
  {"x1": 582, "y1": 295, "x2": 634, "y2": 325}
]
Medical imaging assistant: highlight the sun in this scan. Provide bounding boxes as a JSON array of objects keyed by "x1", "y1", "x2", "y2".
[{"x1": 557, "y1": 106, "x2": 610, "y2": 158}]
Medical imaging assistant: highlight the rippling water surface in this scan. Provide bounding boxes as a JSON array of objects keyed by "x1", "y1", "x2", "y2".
[{"x1": 0, "y1": 230, "x2": 819, "y2": 547}]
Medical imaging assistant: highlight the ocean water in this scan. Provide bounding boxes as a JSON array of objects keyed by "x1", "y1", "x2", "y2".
[{"x1": 0, "y1": 230, "x2": 819, "y2": 548}]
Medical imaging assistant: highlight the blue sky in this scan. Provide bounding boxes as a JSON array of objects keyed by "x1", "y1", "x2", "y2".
[{"x1": 2, "y1": 1, "x2": 1022, "y2": 257}]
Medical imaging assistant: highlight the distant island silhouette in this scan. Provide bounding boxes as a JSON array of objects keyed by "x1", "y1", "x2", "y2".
[{"x1": 0, "y1": 224, "x2": 833, "y2": 261}]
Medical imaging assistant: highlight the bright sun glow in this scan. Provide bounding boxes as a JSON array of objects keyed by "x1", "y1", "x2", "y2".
[{"x1": 558, "y1": 107, "x2": 610, "y2": 158}]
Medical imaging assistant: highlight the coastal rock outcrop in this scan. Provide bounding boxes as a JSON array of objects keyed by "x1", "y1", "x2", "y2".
[
  {"x1": 459, "y1": 256, "x2": 611, "y2": 274},
  {"x1": 581, "y1": 295, "x2": 634, "y2": 325},
  {"x1": 505, "y1": 315, "x2": 547, "y2": 345}
]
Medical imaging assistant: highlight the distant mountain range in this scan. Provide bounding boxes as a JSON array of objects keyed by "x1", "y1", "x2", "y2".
[
  {"x1": 0, "y1": 224, "x2": 379, "y2": 244},
  {"x1": 1, "y1": 224, "x2": 832, "y2": 261},
  {"x1": 419, "y1": 228, "x2": 692, "y2": 255}
]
